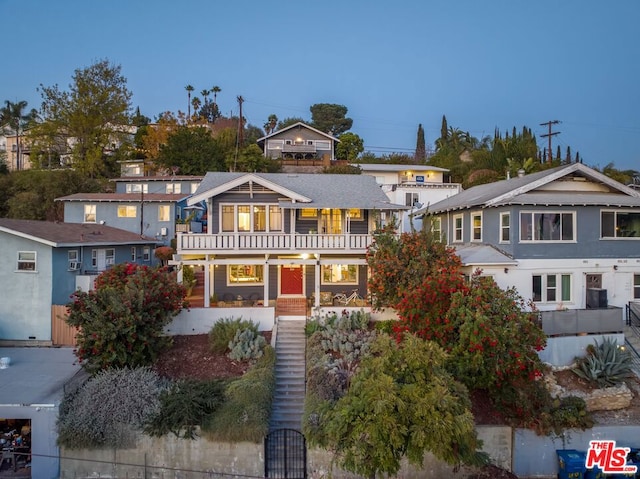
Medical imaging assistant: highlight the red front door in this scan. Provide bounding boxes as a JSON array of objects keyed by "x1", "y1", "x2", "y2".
[{"x1": 280, "y1": 265, "x2": 303, "y2": 295}]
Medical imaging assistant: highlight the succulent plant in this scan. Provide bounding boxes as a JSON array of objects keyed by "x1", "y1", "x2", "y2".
[{"x1": 572, "y1": 337, "x2": 633, "y2": 387}]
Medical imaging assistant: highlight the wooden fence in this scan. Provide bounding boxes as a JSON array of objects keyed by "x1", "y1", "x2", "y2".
[{"x1": 51, "y1": 305, "x2": 77, "y2": 346}]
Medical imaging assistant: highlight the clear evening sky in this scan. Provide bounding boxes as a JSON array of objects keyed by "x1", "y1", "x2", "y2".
[{"x1": 2, "y1": 0, "x2": 639, "y2": 173}]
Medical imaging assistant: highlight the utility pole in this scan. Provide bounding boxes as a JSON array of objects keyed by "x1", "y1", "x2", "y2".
[
  {"x1": 237, "y1": 95, "x2": 244, "y2": 148},
  {"x1": 540, "y1": 120, "x2": 560, "y2": 163}
]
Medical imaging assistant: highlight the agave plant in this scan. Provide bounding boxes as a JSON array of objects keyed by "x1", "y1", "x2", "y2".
[{"x1": 572, "y1": 337, "x2": 633, "y2": 388}]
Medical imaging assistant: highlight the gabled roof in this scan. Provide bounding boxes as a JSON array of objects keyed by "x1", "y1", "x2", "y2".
[
  {"x1": 190, "y1": 172, "x2": 407, "y2": 210},
  {"x1": 256, "y1": 122, "x2": 340, "y2": 143},
  {"x1": 415, "y1": 163, "x2": 640, "y2": 215},
  {"x1": 56, "y1": 193, "x2": 189, "y2": 203},
  {"x1": 0, "y1": 218, "x2": 158, "y2": 247}
]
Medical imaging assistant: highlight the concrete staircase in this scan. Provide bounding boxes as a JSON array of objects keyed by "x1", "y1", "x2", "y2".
[{"x1": 270, "y1": 319, "x2": 306, "y2": 431}]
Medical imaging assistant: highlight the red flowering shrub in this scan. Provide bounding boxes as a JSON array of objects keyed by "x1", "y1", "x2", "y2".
[
  {"x1": 67, "y1": 263, "x2": 188, "y2": 373},
  {"x1": 154, "y1": 246, "x2": 175, "y2": 265}
]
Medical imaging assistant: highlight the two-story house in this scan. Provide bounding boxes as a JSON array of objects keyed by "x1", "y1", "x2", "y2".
[
  {"x1": 257, "y1": 122, "x2": 340, "y2": 169},
  {"x1": 354, "y1": 163, "x2": 462, "y2": 232},
  {"x1": 173, "y1": 172, "x2": 406, "y2": 310},
  {"x1": 414, "y1": 163, "x2": 640, "y2": 365},
  {"x1": 0, "y1": 218, "x2": 158, "y2": 344}
]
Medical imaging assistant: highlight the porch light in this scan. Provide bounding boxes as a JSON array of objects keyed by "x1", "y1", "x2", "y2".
[{"x1": 301, "y1": 254, "x2": 309, "y2": 260}]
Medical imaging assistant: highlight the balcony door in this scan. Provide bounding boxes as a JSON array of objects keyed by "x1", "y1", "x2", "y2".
[
  {"x1": 321, "y1": 208, "x2": 343, "y2": 234},
  {"x1": 280, "y1": 265, "x2": 304, "y2": 296}
]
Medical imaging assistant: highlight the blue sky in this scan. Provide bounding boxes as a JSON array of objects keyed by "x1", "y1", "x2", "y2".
[{"x1": 2, "y1": 0, "x2": 639, "y2": 173}]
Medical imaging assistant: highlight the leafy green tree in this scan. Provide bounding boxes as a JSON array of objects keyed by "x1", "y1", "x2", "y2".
[
  {"x1": 320, "y1": 334, "x2": 484, "y2": 478},
  {"x1": 36, "y1": 59, "x2": 133, "y2": 177},
  {"x1": 0, "y1": 169, "x2": 104, "y2": 220},
  {"x1": 415, "y1": 123, "x2": 426, "y2": 162},
  {"x1": 322, "y1": 164, "x2": 362, "y2": 174},
  {"x1": 156, "y1": 125, "x2": 225, "y2": 174},
  {"x1": 277, "y1": 117, "x2": 305, "y2": 130},
  {"x1": 66, "y1": 263, "x2": 187, "y2": 373},
  {"x1": 310, "y1": 103, "x2": 353, "y2": 136},
  {"x1": 0, "y1": 100, "x2": 38, "y2": 170},
  {"x1": 335, "y1": 132, "x2": 364, "y2": 161},
  {"x1": 235, "y1": 144, "x2": 278, "y2": 172}
]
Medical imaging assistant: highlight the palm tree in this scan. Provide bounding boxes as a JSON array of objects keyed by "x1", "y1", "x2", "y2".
[
  {"x1": 200, "y1": 89, "x2": 210, "y2": 106},
  {"x1": 191, "y1": 97, "x2": 201, "y2": 119},
  {"x1": 185, "y1": 85, "x2": 194, "y2": 121},
  {"x1": 268, "y1": 114, "x2": 278, "y2": 133},
  {"x1": 211, "y1": 86, "x2": 221, "y2": 106},
  {"x1": 0, "y1": 100, "x2": 37, "y2": 170}
]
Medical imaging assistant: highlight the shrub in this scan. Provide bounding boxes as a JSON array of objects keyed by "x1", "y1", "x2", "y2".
[
  {"x1": 66, "y1": 264, "x2": 187, "y2": 373},
  {"x1": 208, "y1": 317, "x2": 258, "y2": 354},
  {"x1": 57, "y1": 367, "x2": 165, "y2": 449},
  {"x1": 572, "y1": 337, "x2": 633, "y2": 387},
  {"x1": 228, "y1": 328, "x2": 267, "y2": 361},
  {"x1": 144, "y1": 379, "x2": 227, "y2": 439},
  {"x1": 204, "y1": 346, "x2": 276, "y2": 442}
]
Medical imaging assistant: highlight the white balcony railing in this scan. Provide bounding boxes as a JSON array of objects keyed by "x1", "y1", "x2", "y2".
[{"x1": 177, "y1": 233, "x2": 373, "y2": 253}]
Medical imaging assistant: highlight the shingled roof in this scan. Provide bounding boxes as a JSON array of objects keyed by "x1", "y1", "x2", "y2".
[{"x1": 0, "y1": 218, "x2": 158, "y2": 247}]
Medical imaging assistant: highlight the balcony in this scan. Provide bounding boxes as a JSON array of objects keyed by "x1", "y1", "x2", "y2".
[
  {"x1": 177, "y1": 233, "x2": 372, "y2": 254},
  {"x1": 282, "y1": 144, "x2": 317, "y2": 153}
]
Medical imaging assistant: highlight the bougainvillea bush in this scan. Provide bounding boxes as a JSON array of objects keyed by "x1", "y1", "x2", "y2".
[{"x1": 66, "y1": 263, "x2": 188, "y2": 373}]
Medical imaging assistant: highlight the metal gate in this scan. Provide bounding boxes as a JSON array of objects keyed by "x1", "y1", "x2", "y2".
[{"x1": 264, "y1": 428, "x2": 307, "y2": 479}]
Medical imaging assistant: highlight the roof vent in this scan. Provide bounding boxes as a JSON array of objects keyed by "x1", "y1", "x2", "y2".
[{"x1": 517, "y1": 169, "x2": 525, "y2": 178}]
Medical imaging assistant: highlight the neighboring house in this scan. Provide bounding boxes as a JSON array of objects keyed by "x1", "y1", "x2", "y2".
[
  {"x1": 414, "y1": 163, "x2": 640, "y2": 365},
  {"x1": 354, "y1": 163, "x2": 462, "y2": 232},
  {"x1": 1, "y1": 130, "x2": 32, "y2": 171},
  {"x1": 257, "y1": 122, "x2": 340, "y2": 168},
  {"x1": 173, "y1": 172, "x2": 406, "y2": 309},
  {"x1": 0, "y1": 218, "x2": 158, "y2": 343}
]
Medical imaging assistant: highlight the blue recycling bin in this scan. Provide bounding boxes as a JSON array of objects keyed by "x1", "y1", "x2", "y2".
[
  {"x1": 584, "y1": 464, "x2": 604, "y2": 479},
  {"x1": 557, "y1": 449, "x2": 586, "y2": 479}
]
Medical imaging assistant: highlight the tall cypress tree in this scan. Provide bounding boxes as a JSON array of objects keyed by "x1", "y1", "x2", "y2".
[
  {"x1": 415, "y1": 124, "x2": 426, "y2": 162},
  {"x1": 440, "y1": 115, "x2": 448, "y2": 141},
  {"x1": 556, "y1": 145, "x2": 562, "y2": 162},
  {"x1": 565, "y1": 146, "x2": 572, "y2": 164}
]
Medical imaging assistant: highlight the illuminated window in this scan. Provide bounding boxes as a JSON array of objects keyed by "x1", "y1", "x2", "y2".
[
  {"x1": 299, "y1": 208, "x2": 318, "y2": 218},
  {"x1": 321, "y1": 208, "x2": 342, "y2": 234},
  {"x1": 228, "y1": 265, "x2": 264, "y2": 285},
  {"x1": 158, "y1": 205, "x2": 170, "y2": 222},
  {"x1": 17, "y1": 251, "x2": 36, "y2": 271},
  {"x1": 221, "y1": 204, "x2": 282, "y2": 232},
  {"x1": 84, "y1": 204, "x2": 96, "y2": 223},
  {"x1": 117, "y1": 205, "x2": 137, "y2": 218},
  {"x1": 270, "y1": 206, "x2": 282, "y2": 231},
  {"x1": 237, "y1": 206, "x2": 251, "y2": 231},
  {"x1": 253, "y1": 205, "x2": 266, "y2": 232},
  {"x1": 348, "y1": 209, "x2": 363, "y2": 220},
  {"x1": 166, "y1": 183, "x2": 182, "y2": 194},
  {"x1": 222, "y1": 205, "x2": 235, "y2": 232},
  {"x1": 321, "y1": 264, "x2": 358, "y2": 284},
  {"x1": 125, "y1": 183, "x2": 148, "y2": 193},
  {"x1": 471, "y1": 213, "x2": 482, "y2": 241}
]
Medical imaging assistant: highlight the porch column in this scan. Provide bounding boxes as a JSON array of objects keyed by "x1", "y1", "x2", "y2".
[
  {"x1": 314, "y1": 256, "x2": 321, "y2": 309},
  {"x1": 263, "y1": 255, "x2": 270, "y2": 307},
  {"x1": 203, "y1": 263, "x2": 211, "y2": 307}
]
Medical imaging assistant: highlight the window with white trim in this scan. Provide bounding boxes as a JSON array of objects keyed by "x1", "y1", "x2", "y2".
[
  {"x1": 532, "y1": 273, "x2": 571, "y2": 303},
  {"x1": 166, "y1": 183, "x2": 182, "y2": 194},
  {"x1": 453, "y1": 214, "x2": 463, "y2": 242},
  {"x1": 68, "y1": 250, "x2": 78, "y2": 262},
  {"x1": 221, "y1": 204, "x2": 283, "y2": 233},
  {"x1": 471, "y1": 212, "x2": 482, "y2": 241},
  {"x1": 158, "y1": 205, "x2": 170, "y2": 222},
  {"x1": 520, "y1": 212, "x2": 575, "y2": 242},
  {"x1": 405, "y1": 192, "x2": 419, "y2": 207},
  {"x1": 125, "y1": 183, "x2": 148, "y2": 194},
  {"x1": 500, "y1": 213, "x2": 510, "y2": 243},
  {"x1": 601, "y1": 210, "x2": 640, "y2": 238},
  {"x1": 228, "y1": 265, "x2": 264, "y2": 285},
  {"x1": 634, "y1": 274, "x2": 640, "y2": 299},
  {"x1": 84, "y1": 204, "x2": 97, "y2": 223},
  {"x1": 321, "y1": 264, "x2": 358, "y2": 285},
  {"x1": 17, "y1": 251, "x2": 36, "y2": 271},
  {"x1": 431, "y1": 217, "x2": 442, "y2": 240},
  {"x1": 131, "y1": 247, "x2": 136, "y2": 261},
  {"x1": 117, "y1": 205, "x2": 137, "y2": 218},
  {"x1": 143, "y1": 246, "x2": 150, "y2": 261}
]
